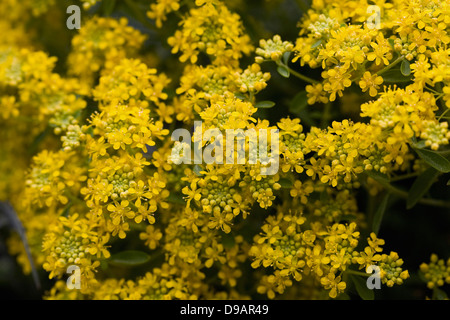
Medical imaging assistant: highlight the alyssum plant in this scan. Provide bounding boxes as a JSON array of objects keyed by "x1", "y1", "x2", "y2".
[{"x1": 0, "y1": 0, "x2": 449, "y2": 300}]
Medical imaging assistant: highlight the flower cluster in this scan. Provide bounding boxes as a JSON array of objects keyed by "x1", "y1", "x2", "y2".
[
  {"x1": 250, "y1": 211, "x2": 408, "y2": 298},
  {"x1": 420, "y1": 254, "x2": 450, "y2": 290},
  {"x1": 1, "y1": 0, "x2": 449, "y2": 301},
  {"x1": 167, "y1": 2, "x2": 253, "y2": 65},
  {"x1": 67, "y1": 16, "x2": 147, "y2": 86}
]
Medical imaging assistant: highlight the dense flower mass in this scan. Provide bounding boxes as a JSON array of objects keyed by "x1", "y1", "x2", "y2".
[{"x1": 1, "y1": 0, "x2": 450, "y2": 301}]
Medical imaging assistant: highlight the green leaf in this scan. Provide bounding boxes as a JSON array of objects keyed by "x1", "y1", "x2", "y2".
[
  {"x1": 412, "y1": 140, "x2": 426, "y2": 149},
  {"x1": 388, "y1": 38, "x2": 395, "y2": 49},
  {"x1": 29, "y1": 126, "x2": 51, "y2": 156},
  {"x1": 166, "y1": 193, "x2": 185, "y2": 205},
  {"x1": 194, "y1": 164, "x2": 204, "y2": 176},
  {"x1": 351, "y1": 275, "x2": 374, "y2": 300},
  {"x1": 277, "y1": 65, "x2": 290, "y2": 78},
  {"x1": 400, "y1": 59, "x2": 411, "y2": 76},
  {"x1": 288, "y1": 90, "x2": 317, "y2": 126},
  {"x1": 108, "y1": 250, "x2": 150, "y2": 267},
  {"x1": 372, "y1": 193, "x2": 390, "y2": 235},
  {"x1": 221, "y1": 232, "x2": 236, "y2": 249},
  {"x1": 61, "y1": 202, "x2": 73, "y2": 218},
  {"x1": 381, "y1": 69, "x2": 413, "y2": 83},
  {"x1": 255, "y1": 100, "x2": 276, "y2": 109},
  {"x1": 447, "y1": 179, "x2": 450, "y2": 186},
  {"x1": 311, "y1": 39, "x2": 322, "y2": 49},
  {"x1": 335, "y1": 292, "x2": 351, "y2": 300},
  {"x1": 234, "y1": 92, "x2": 246, "y2": 100},
  {"x1": 414, "y1": 148, "x2": 450, "y2": 173},
  {"x1": 365, "y1": 170, "x2": 391, "y2": 189},
  {"x1": 282, "y1": 51, "x2": 291, "y2": 65},
  {"x1": 278, "y1": 178, "x2": 293, "y2": 189},
  {"x1": 289, "y1": 90, "x2": 308, "y2": 114},
  {"x1": 406, "y1": 167, "x2": 440, "y2": 209}
]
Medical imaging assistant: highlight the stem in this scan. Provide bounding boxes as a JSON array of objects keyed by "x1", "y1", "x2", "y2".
[
  {"x1": 389, "y1": 172, "x2": 420, "y2": 182},
  {"x1": 287, "y1": 66, "x2": 320, "y2": 84},
  {"x1": 383, "y1": 185, "x2": 450, "y2": 209},
  {"x1": 375, "y1": 55, "x2": 405, "y2": 76},
  {"x1": 438, "y1": 108, "x2": 450, "y2": 121},
  {"x1": 249, "y1": 91, "x2": 255, "y2": 104},
  {"x1": 346, "y1": 269, "x2": 370, "y2": 277},
  {"x1": 362, "y1": 174, "x2": 450, "y2": 209},
  {"x1": 425, "y1": 85, "x2": 441, "y2": 95},
  {"x1": 320, "y1": 102, "x2": 332, "y2": 128}
]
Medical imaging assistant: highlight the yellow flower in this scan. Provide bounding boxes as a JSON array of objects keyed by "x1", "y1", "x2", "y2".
[
  {"x1": 182, "y1": 181, "x2": 202, "y2": 208},
  {"x1": 367, "y1": 34, "x2": 392, "y2": 66},
  {"x1": 67, "y1": 17, "x2": 147, "y2": 85},
  {"x1": 147, "y1": 0, "x2": 180, "y2": 28},
  {"x1": 306, "y1": 83, "x2": 329, "y2": 104},
  {"x1": 322, "y1": 66, "x2": 352, "y2": 101},
  {"x1": 320, "y1": 273, "x2": 346, "y2": 298},
  {"x1": 359, "y1": 71, "x2": 384, "y2": 97}
]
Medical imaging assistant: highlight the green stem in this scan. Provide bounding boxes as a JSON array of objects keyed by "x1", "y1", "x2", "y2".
[
  {"x1": 438, "y1": 108, "x2": 450, "y2": 121},
  {"x1": 383, "y1": 185, "x2": 450, "y2": 209},
  {"x1": 425, "y1": 85, "x2": 441, "y2": 95},
  {"x1": 287, "y1": 66, "x2": 320, "y2": 84},
  {"x1": 375, "y1": 55, "x2": 405, "y2": 76},
  {"x1": 249, "y1": 91, "x2": 255, "y2": 104},
  {"x1": 346, "y1": 269, "x2": 370, "y2": 277},
  {"x1": 362, "y1": 174, "x2": 450, "y2": 209},
  {"x1": 320, "y1": 102, "x2": 332, "y2": 128},
  {"x1": 389, "y1": 172, "x2": 420, "y2": 182}
]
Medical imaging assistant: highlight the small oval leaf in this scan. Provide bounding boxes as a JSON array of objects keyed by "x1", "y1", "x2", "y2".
[
  {"x1": 277, "y1": 65, "x2": 290, "y2": 78},
  {"x1": 311, "y1": 39, "x2": 322, "y2": 49},
  {"x1": 255, "y1": 100, "x2": 276, "y2": 109},
  {"x1": 234, "y1": 92, "x2": 246, "y2": 100},
  {"x1": 278, "y1": 178, "x2": 293, "y2": 189},
  {"x1": 381, "y1": 69, "x2": 413, "y2": 83},
  {"x1": 282, "y1": 51, "x2": 291, "y2": 65},
  {"x1": 109, "y1": 250, "x2": 150, "y2": 267},
  {"x1": 400, "y1": 59, "x2": 411, "y2": 76}
]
